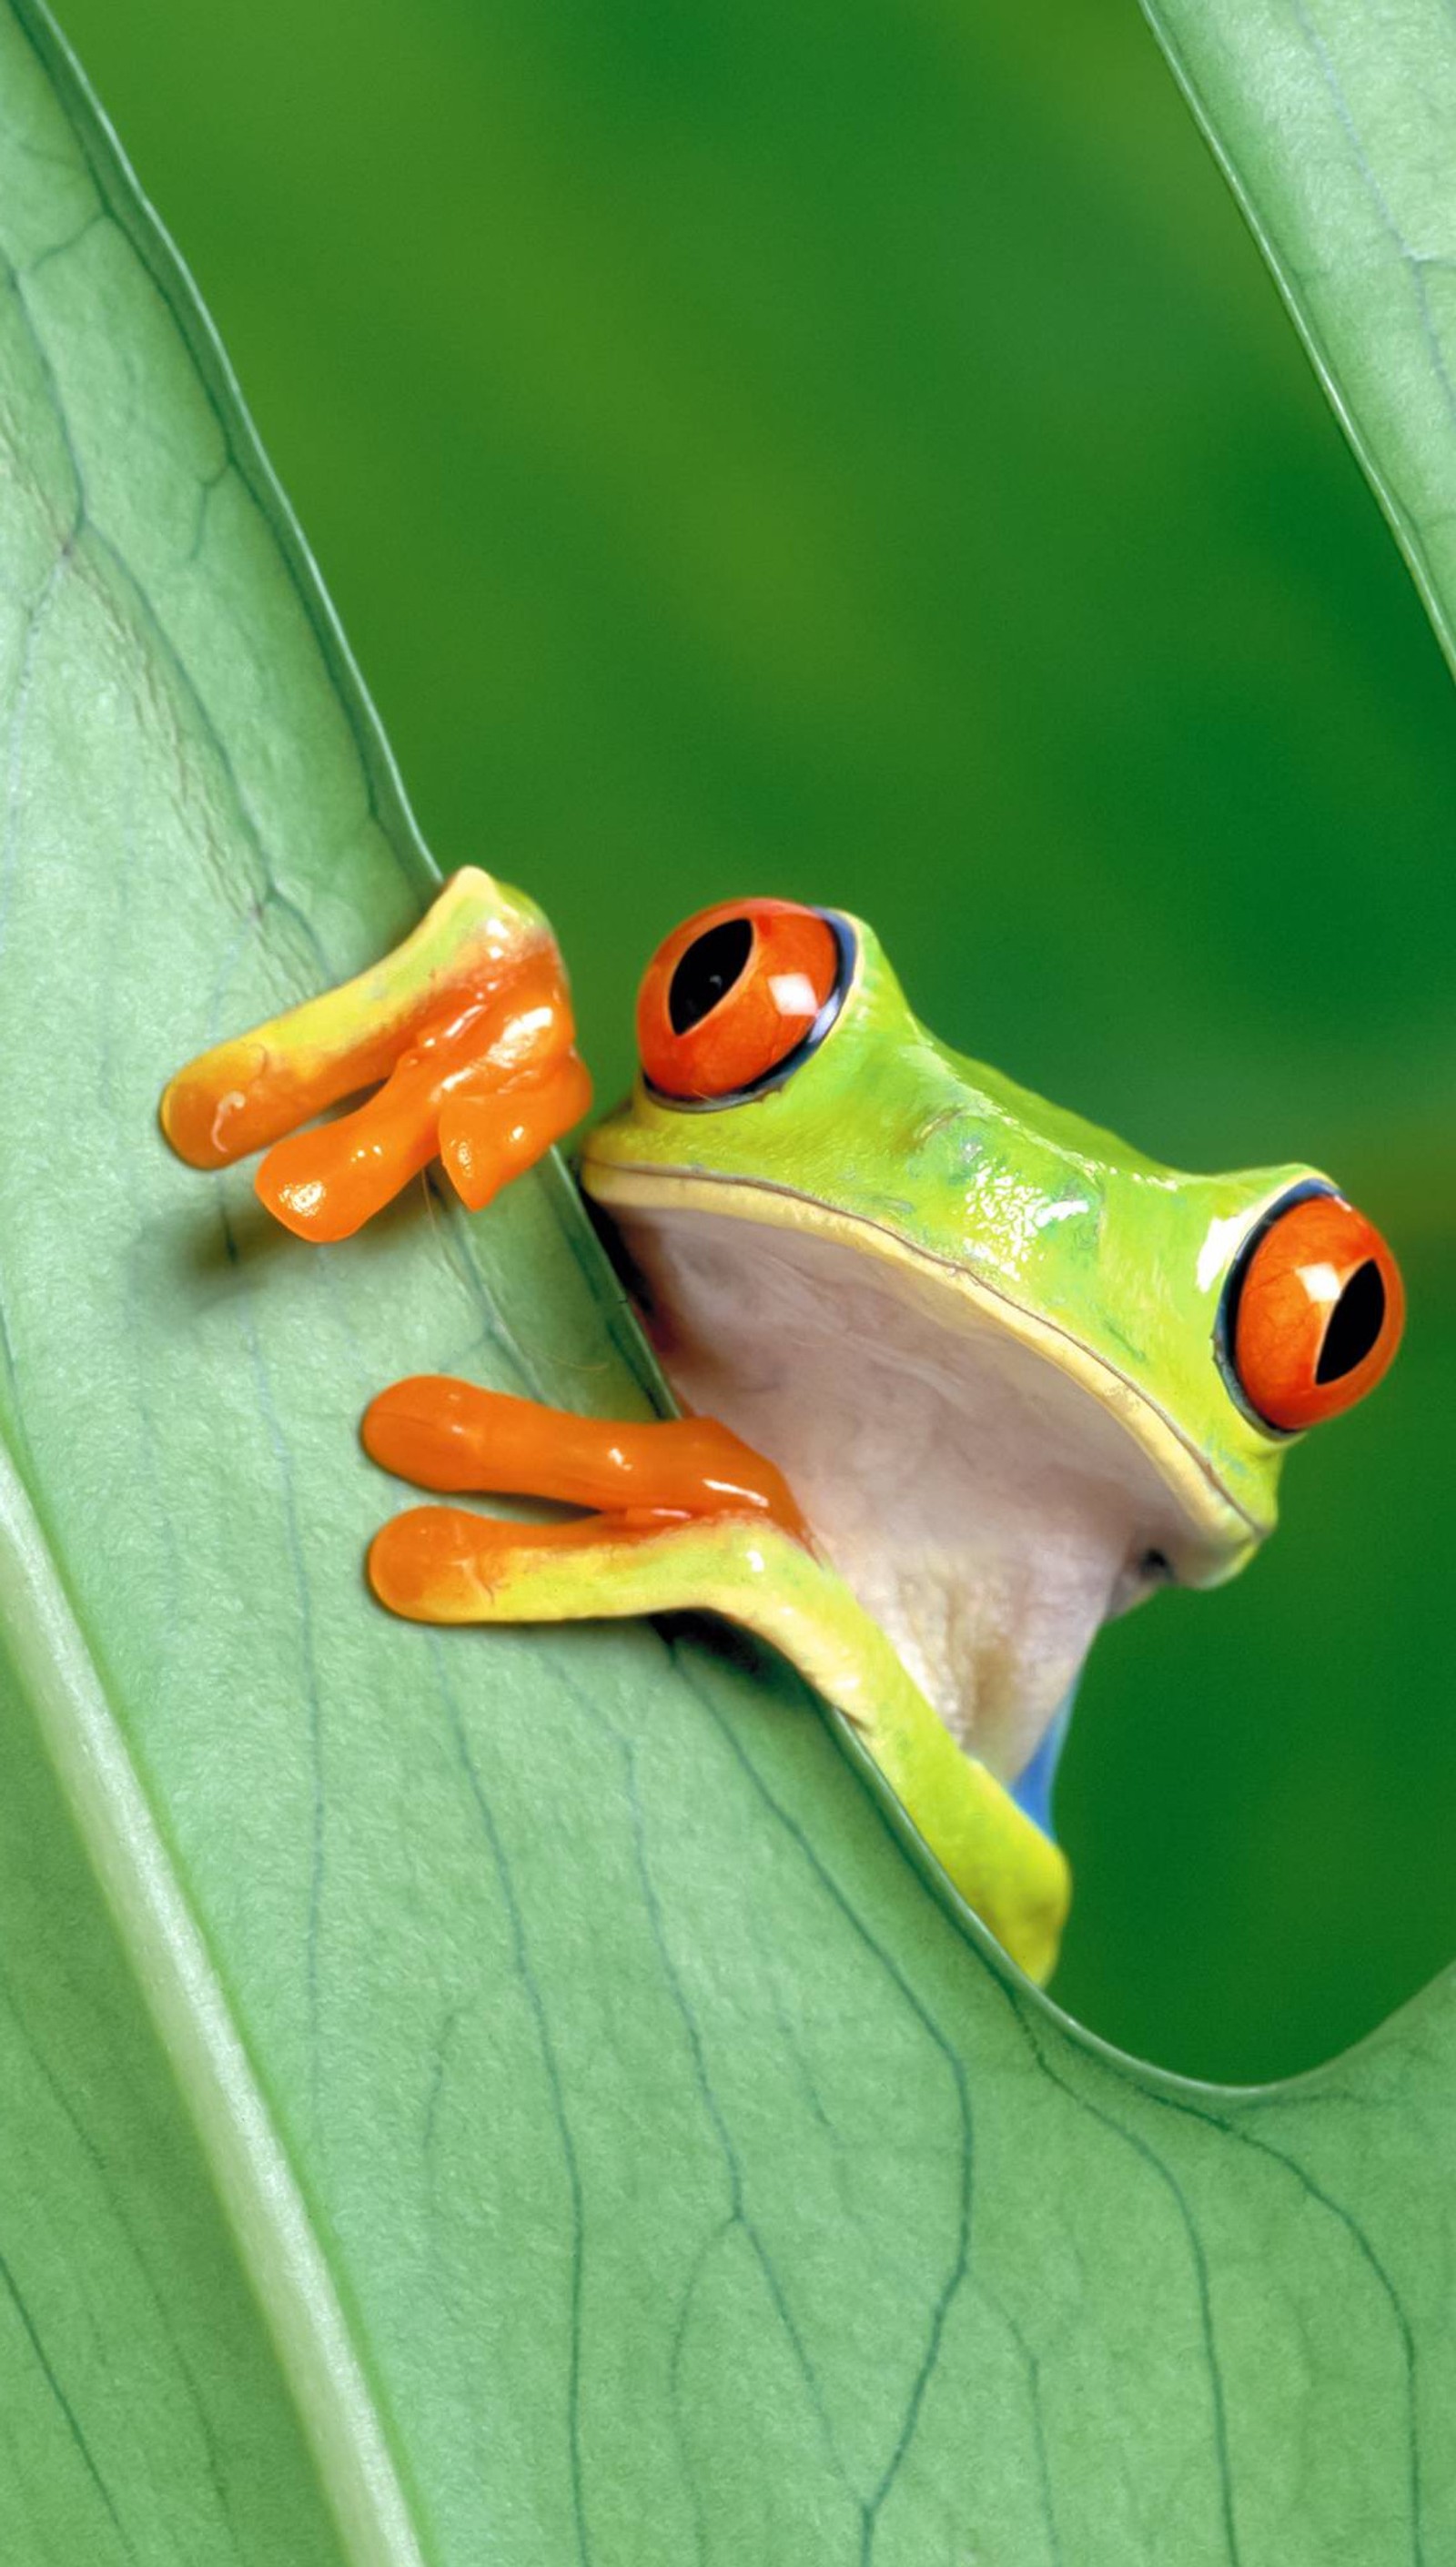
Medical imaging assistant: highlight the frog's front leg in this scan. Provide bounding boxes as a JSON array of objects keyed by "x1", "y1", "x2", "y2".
[
  {"x1": 160, "y1": 867, "x2": 590, "y2": 1238},
  {"x1": 363, "y1": 1377, "x2": 1069, "y2": 1984}
]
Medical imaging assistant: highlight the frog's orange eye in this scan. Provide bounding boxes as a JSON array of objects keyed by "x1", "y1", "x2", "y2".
[
  {"x1": 1226, "y1": 1189, "x2": 1405, "y2": 1431},
  {"x1": 636, "y1": 898, "x2": 849, "y2": 1103}
]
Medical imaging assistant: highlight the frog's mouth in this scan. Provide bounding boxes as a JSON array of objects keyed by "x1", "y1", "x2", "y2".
[{"x1": 581, "y1": 1161, "x2": 1262, "y2": 1824}]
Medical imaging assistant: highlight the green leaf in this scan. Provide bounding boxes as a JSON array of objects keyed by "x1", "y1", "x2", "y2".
[
  {"x1": 0, "y1": 2, "x2": 1448, "y2": 2561},
  {"x1": 1142, "y1": 0, "x2": 1456, "y2": 673}
]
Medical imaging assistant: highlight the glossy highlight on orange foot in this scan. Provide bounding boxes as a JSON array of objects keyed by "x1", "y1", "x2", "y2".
[
  {"x1": 636, "y1": 897, "x2": 844, "y2": 1101},
  {"x1": 362, "y1": 1377, "x2": 809, "y2": 1539},
  {"x1": 252, "y1": 965, "x2": 589, "y2": 1240},
  {"x1": 160, "y1": 867, "x2": 591, "y2": 1239},
  {"x1": 369, "y1": 1505, "x2": 690, "y2": 1623},
  {"x1": 1229, "y1": 1189, "x2": 1405, "y2": 1432}
]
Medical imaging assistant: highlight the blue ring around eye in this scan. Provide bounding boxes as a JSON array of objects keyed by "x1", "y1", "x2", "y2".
[{"x1": 641, "y1": 909, "x2": 858, "y2": 1113}]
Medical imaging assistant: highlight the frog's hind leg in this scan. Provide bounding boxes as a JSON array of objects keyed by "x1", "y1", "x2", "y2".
[
  {"x1": 362, "y1": 1374, "x2": 814, "y2": 1638},
  {"x1": 159, "y1": 866, "x2": 590, "y2": 1240},
  {"x1": 362, "y1": 1370, "x2": 816, "y2": 1676},
  {"x1": 361, "y1": 1379, "x2": 826, "y2": 1655},
  {"x1": 361, "y1": 1375, "x2": 806, "y2": 1531},
  {"x1": 363, "y1": 1375, "x2": 1069, "y2": 1985},
  {"x1": 368, "y1": 1499, "x2": 774, "y2": 1626}
]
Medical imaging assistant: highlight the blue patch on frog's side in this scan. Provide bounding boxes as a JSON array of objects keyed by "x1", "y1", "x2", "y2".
[{"x1": 1010, "y1": 1686, "x2": 1076, "y2": 1841}]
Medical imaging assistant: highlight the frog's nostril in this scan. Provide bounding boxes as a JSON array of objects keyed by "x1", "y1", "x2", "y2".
[{"x1": 1315, "y1": 1258, "x2": 1386, "y2": 1385}]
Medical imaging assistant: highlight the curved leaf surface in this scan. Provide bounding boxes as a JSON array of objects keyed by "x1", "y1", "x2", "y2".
[
  {"x1": 0, "y1": 4, "x2": 1448, "y2": 2561},
  {"x1": 1143, "y1": 0, "x2": 1456, "y2": 675}
]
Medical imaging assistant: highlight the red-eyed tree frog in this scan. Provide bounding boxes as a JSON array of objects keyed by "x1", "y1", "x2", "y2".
[{"x1": 161, "y1": 869, "x2": 1404, "y2": 1985}]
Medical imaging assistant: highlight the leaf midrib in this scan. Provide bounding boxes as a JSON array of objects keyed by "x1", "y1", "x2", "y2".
[{"x1": 0, "y1": 1410, "x2": 427, "y2": 2563}]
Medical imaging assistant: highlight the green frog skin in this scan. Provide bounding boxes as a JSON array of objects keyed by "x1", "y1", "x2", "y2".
[{"x1": 161, "y1": 879, "x2": 1405, "y2": 1984}]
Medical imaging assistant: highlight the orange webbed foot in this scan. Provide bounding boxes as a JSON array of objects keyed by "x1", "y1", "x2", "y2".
[
  {"x1": 361, "y1": 1376, "x2": 809, "y2": 1622},
  {"x1": 160, "y1": 867, "x2": 591, "y2": 1240}
]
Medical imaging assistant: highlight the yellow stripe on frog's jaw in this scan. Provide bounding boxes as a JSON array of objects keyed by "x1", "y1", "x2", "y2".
[{"x1": 580, "y1": 1155, "x2": 1270, "y2": 1569}]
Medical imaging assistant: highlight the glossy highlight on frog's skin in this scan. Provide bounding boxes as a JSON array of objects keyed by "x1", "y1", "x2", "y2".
[
  {"x1": 576, "y1": 900, "x2": 1404, "y2": 1887},
  {"x1": 157, "y1": 876, "x2": 1405, "y2": 1986},
  {"x1": 160, "y1": 867, "x2": 591, "y2": 1239}
]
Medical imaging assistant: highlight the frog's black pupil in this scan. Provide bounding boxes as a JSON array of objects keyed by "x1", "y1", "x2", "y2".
[
  {"x1": 668, "y1": 917, "x2": 754, "y2": 1035},
  {"x1": 1316, "y1": 1259, "x2": 1385, "y2": 1383}
]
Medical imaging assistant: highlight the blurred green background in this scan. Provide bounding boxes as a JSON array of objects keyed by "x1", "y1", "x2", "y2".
[{"x1": 60, "y1": 0, "x2": 1455, "y2": 2083}]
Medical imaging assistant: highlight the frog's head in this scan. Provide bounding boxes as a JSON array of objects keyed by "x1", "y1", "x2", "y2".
[{"x1": 580, "y1": 899, "x2": 1403, "y2": 1818}]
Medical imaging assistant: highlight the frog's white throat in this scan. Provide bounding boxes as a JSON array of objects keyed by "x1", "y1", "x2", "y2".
[{"x1": 597, "y1": 1192, "x2": 1244, "y2": 1794}]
